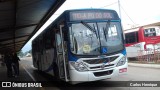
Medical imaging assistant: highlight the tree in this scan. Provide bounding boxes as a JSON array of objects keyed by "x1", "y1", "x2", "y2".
[
  {"x1": 28, "y1": 49, "x2": 32, "y2": 54},
  {"x1": 17, "y1": 50, "x2": 24, "y2": 57}
]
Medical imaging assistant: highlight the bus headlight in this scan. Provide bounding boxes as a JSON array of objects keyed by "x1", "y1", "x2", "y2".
[
  {"x1": 70, "y1": 61, "x2": 88, "y2": 72},
  {"x1": 116, "y1": 56, "x2": 127, "y2": 67}
]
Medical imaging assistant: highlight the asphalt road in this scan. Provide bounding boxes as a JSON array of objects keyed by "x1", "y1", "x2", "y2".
[{"x1": 19, "y1": 57, "x2": 160, "y2": 90}]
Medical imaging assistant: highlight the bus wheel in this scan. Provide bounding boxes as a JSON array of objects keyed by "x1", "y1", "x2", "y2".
[{"x1": 53, "y1": 64, "x2": 60, "y2": 81}]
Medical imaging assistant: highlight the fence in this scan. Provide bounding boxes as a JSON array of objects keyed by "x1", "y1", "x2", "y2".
[{"x1": 137, "y1": 49, "x2": 160, "y2": 63}]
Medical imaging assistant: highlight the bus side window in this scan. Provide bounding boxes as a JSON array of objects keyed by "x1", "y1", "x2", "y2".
[
  {"x1": 61, "y1": 25, "x2": 68, "y2": 42},
  {"x1": 45, "y1": 30, "x2": 52, "y2": 49},
  {"x1": 40, "y1": 36, "x2": 44, "y2": 54},
  {"x1": 125, "y1": 31, "x2": 138, "y2": 44},
  {"x1": 50, "y1": 29, "x2": 55, "y2": 48}
]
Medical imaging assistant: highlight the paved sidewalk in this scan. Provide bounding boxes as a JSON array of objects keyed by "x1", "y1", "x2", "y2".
[
  {"x1": 0, "y1": 63, "x2": 33, "y2": 81},
  {"x1": 128, "y1": 63, "x2": 160, "y2": 69}
]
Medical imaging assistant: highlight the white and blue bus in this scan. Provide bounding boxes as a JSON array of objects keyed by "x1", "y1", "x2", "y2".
[{"x1": 32, "y1": 9, "x2": 128, "y2": 84}]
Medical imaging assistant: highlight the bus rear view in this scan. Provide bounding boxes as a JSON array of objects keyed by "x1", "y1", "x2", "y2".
[{"x1": 32, "y1": 9, "x2": 128, "y2": 84}]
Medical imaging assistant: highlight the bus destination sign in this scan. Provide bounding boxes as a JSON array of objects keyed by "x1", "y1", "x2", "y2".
[{"x1": 70, "y1": 10, "x2": 117, "y2": 21}]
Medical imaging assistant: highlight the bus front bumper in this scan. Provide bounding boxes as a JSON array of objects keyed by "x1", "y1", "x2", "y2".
[{"x1": 69, "y1": 63, "x2": 128, "y2": 83}]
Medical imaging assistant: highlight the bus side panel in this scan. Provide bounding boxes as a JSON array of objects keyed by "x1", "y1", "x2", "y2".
[
  {"x1": 32, "y1": 53, "x2": 38, "y2": 68},
  {"x1": 126, "y1": 46, "x2": 141, "y2": 57},
  {"x1": 40, "y1": 28, "x2": 56, "y2": 76},
  {"x1": 43, "y1": 48, "x2": 55, "y2": 75}
]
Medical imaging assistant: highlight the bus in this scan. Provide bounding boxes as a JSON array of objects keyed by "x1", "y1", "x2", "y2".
[
  {"x1": 32, "y1": 9, "x2": 128, "y2": 84},
  {"x1": 125, "y1": 26, "x2": 160, "y2": 58}
]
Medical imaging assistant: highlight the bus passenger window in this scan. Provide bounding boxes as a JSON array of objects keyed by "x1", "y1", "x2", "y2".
[{"x1": 125, "y1": 32, "x2": 138, "y2": 44}]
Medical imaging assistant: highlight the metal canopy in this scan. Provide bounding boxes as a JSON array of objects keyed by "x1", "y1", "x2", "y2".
[{"x1": 0, "y1": 0, "x2": 65, "y2": 54}]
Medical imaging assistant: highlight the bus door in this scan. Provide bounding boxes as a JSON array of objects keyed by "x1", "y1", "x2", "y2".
[{"x1": 55, "y1": 25, "x2": 69, "y2": 81}]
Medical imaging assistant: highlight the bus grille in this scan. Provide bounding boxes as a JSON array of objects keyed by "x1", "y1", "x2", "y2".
[
  {"x1": 93, "y1": 70, "x2": 113, "y2": 77},
  {"x1": 83, "y1": 56, "x2": 118, "y2": 64},
  {"x1": 90, "y1": 64, "x2": 114, "y2": 69}
]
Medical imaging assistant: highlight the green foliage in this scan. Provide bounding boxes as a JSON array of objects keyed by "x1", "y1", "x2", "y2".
[
  {"x1": 24, "y1": 49, "x2": 32, "y2": 56},
  {"x1": 17, "y1": 50, "x2": 24, "y2": 57}
]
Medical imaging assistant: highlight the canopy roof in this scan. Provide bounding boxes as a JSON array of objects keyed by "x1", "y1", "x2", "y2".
[{"x1": 0, "y1": 0, "x2": 65, "y2": 54}]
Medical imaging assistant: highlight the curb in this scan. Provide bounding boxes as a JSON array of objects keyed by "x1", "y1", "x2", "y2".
[{"x1": 128, "y1": 63, "x2": 160, "y2": 69}]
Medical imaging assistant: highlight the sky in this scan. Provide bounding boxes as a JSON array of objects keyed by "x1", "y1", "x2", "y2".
[{"x1": 22, "y1": 0, "x2": 160, "y2": 52}]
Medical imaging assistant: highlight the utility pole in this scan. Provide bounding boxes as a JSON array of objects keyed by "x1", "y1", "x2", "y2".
[{"x1": 118, "y1": 0, "x2": 121, "y2": 19}]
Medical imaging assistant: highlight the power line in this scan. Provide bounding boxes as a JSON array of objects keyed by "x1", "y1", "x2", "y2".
[
  {"x1": 99, "y1": 0, "x2": 136, "y2": 25},
  {"x1": 118, "y1": 0, "x2": 121, "y2": 18},
  {"x1": 100, "y1": 1, "x2": 118, "y2": 8},
  {"x1": 120, "y1": 5, "x2": 136, "y2": 25},
  {"x1": 119, "y1": 0, "x2": 136, "y2": 25}
]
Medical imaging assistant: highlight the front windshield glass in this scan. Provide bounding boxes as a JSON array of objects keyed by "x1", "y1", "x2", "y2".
[
  {"x1": 98, "y1": 22, "x2": 124, "y2": 54},
  {"x1": 69, "y1": 22, "x2": 124, "y2": 55}
]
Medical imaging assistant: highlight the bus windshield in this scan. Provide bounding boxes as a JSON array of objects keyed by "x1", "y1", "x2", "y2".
[{"x1": 69, "y1": 22, "x2": 124, "y2": 55}]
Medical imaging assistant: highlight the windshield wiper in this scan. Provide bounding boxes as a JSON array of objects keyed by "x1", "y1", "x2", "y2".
[
  {"x1": 103, "y1": 21, "x2": 110, "y2": 42},
  {"x1": 81, "y1": 21, "x2": 98, "y2": 38}
]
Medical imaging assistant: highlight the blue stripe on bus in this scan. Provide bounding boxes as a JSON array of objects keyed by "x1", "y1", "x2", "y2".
[
  {"x1": 68, "y1": 52, "x2": 78, "y2": 61},
  {"x1": 121, "y1": 49, "x2": 126, "y2": 55}
]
